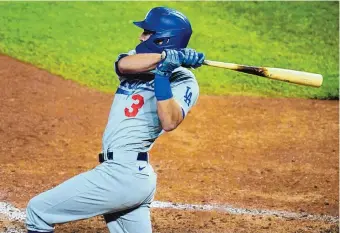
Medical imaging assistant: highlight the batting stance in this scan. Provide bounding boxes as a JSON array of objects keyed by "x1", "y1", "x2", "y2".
[{"x1": 26, "y1": 7, "x2": 204, "y2": 233}]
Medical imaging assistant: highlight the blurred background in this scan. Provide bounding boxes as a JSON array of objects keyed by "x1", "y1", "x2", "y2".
[{"x1": 0, "y1": 1, "x2": 338, "y2": 99}]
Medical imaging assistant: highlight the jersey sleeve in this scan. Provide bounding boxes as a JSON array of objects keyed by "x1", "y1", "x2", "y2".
[
  {"x1": 171, "y1": 69, "x2": 199, "y2": 117},
  {"x1": 113, "y1": 50, "x2": 136, "y2": 82}
]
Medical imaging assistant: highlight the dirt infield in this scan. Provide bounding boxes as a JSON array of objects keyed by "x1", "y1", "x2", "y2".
[{"x1": 0, "y1": 54, "x2": 338, "y2": 232}]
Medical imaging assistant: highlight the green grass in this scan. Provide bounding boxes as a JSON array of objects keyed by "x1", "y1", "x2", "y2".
[{"x1": 0, "y1": 2, "x2": 338, "y2": 99}]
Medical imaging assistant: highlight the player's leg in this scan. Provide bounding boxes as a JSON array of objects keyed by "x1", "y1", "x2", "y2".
[
  {"x1": 26, "y1": 161, "x2": 156, "y2": 232},
  {"x1": 26, "y1": 168, "x2": 113, "y2": 232},
  {"x1": 104, "y1": 168, "x2": 156, "y2": 233},
  {"x1": 105, "y1": 203, "x2": 153, "y2": 233}
]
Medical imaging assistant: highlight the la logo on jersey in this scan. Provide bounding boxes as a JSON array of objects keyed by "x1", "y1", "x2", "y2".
[{"x1": 184, "y1": 86, "x2": 192, "y2": 106}]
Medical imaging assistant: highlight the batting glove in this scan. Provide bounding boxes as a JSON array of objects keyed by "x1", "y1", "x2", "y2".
[
  {"x1": 180, "y1": 48, "x2": 205, "y2": 69},
  {"x1": 155, "y1": 49, "x2": 184, "y2": 78}
]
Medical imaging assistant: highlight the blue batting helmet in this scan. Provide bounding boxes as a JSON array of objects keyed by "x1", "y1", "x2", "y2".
[{"x1": 133, "y1": 7, "x2": 192, "y2": 54}]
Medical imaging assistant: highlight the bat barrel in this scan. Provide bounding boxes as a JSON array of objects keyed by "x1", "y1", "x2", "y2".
[
  {"x1": 265, "y1": 68, "x2": 323, "y2": 87},
  {"x1": 203, "y1": 60, "x2": 323, "y2": 88}
]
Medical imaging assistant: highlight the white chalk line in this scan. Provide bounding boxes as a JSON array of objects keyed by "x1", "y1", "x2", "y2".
[
  {"x1": 0, "y1": 201, "x2": 338, "y2": 232},
  {"x1": 0, "y1": 202, "x2": 26, "y2": 233},
  {"x1": 152, "y1": 201, "x2": 338, "y2": 223}
]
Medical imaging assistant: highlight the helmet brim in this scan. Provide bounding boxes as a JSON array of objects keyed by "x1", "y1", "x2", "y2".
[{"x1": 133, "y1": 21, "x2": 155, "y2": 32}]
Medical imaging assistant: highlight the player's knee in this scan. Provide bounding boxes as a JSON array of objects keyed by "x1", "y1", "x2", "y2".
[
  {"x1": 26, "y1": 195, "x2": 47, "y2": 228},
  {"x1": 26, "y1": 195, "x2": 40, "y2": 214},
  {"x1": 26, "y1": 195, "x2": 54, "y2": 233},
  {"x1": 26, "y1": 196, "x2": 39, "y2": 221}
]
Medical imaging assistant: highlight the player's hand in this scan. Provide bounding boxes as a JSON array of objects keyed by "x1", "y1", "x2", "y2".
[
  {"x1": 180, "y1": 48, "x2": 205, "y2": 69},
  {"x1": 155, "y1": 49, "x2": 184, "y2": 77}
]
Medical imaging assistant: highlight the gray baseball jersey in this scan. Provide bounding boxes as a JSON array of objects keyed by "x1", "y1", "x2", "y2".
[
  {"x1": 102, "y1": 50, "x2": 199, "y2": 153},
  {"x1": 26, "y1": 50, "x2": 199, "y2": 233}
]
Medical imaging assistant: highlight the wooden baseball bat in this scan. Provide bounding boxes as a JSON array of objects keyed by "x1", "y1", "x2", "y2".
[
  {"x1": 203, "y1": 60, "x2": 323, "y2": 87},
  {"x1": 160, "y1": 51, "x2": 323, "y2": 87}
]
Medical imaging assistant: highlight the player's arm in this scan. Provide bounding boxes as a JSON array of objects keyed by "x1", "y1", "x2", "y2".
[
  {"x1": 155, "y1": 49, "x2": 203, "y2": 132},
  {"x1": 117, "y1": 53, "x2": 162, "y2": 74},
  {"x1": 153, "y1": 50, "x2": 183, "y2": 131},
  {"x1": 157, "y1": 98, "x2": 184, "y2": 132}
]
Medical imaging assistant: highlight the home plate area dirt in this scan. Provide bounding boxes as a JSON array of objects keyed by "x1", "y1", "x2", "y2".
[{"x1": 0, "y1": 55, "x2": 338, "y2": 232}]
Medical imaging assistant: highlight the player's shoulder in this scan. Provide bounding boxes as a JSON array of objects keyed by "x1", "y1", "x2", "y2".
[{"x1": 170, "y1": 67, "x2": 197, "y2": 86}]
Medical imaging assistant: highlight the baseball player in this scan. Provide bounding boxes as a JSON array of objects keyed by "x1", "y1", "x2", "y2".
[{"x1": 25, "y1": 6, "x2": 204, "y2": 233}]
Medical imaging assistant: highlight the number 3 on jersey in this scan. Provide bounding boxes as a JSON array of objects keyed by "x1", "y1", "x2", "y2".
[{"x1": 124, "y1": 94, "x2": 144, "y2": 117}]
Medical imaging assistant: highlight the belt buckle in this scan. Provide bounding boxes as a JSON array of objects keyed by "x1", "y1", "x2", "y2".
[{"x1": 98, "y1": 151, "x2": 109, "y2": 163}]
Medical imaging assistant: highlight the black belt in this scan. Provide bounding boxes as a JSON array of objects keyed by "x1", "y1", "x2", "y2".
[{"x1": 98, "y1": 152, "x2": 148, "y2": 163}]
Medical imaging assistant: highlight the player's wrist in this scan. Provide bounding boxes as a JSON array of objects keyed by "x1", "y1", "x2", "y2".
[{"x1": 154, "y1": 74, "x2": 173, "y2": 101}]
